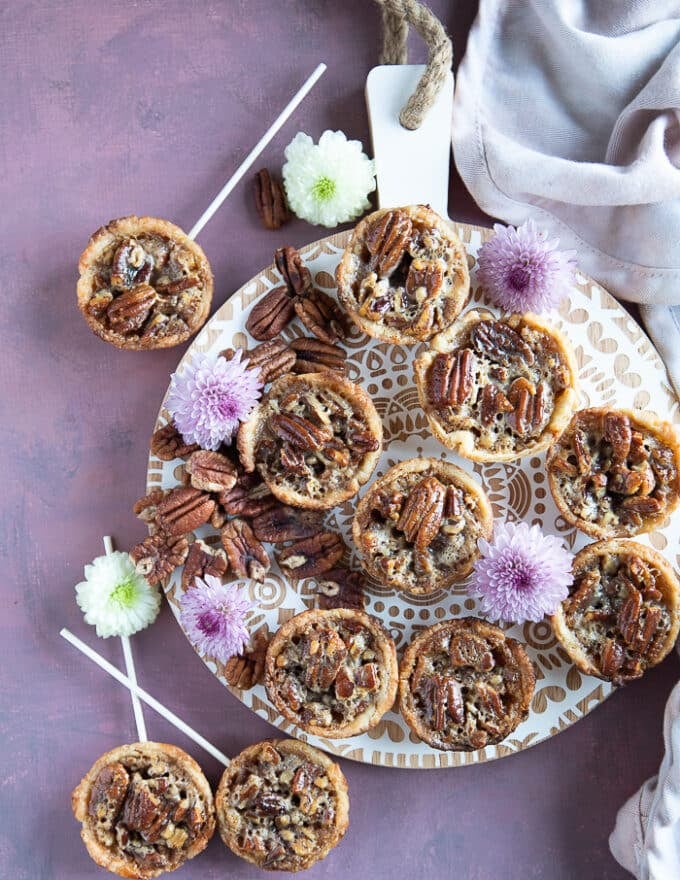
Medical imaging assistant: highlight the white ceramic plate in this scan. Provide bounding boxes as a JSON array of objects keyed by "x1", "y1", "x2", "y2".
[{"x1": 148, "y1": 223, "x2": 680, "y2": 769}]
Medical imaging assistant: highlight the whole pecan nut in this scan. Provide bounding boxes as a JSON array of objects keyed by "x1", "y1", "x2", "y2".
[
  {"x1": 293, "y1": 288, "x2": 350, "y2": 344},
  {"x1": 244, "y1": 338, "x2": 296, "y2": 384},
  {"x1": 181, "y1": 539, "x2": 228, "y2": 590},
  {"x1": 246, "y1": 285, "x2": 296, "y2": 341},
  {"x1": 274, "y1": 246, "x2": 312, "y2": 297},
  {"x1": 315, "y1": 566, "x2": 366, "y2": 610},
  {"x1": 251, "y1": 504, "x2": 324, "y2": 543},
  {"x1": 130, "y1": 533, "x2": 190, "y2": 584},
  {"x1": 221, "y1": 518, "x2": 270, "y2": 581},
  {"x1": 470, "y1": 320, "x2": 535, "y2": 367},
  {"x1": 156, "y1": 486, "x2": 215, "y2": 536},
  {"x1": 150, "y1": 422, "x2": 200, "y2": 461},
  {"x1": 290, "y1": 336, "x2": 347, "y2": 374},
  {"x1": 107, "y1": 284, "x2": 157, "y2": 335},
  {"x1": 365, "y1": 209, "x2": 413, "y2": 277},
  {"x1": 276, "y1": 531, "x2": 346, "y2": 579},
  {"x1": 185, "y1": 450, "x2": 238, "y2": 493},
  {"x1": 254, "y1": 168, "x2": 289, "y2": 230}
]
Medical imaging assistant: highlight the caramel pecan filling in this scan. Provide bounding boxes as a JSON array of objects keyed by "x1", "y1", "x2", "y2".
[
  {"x1": 361, "y1": 473, "x2": 484, "y2": 589},
  {"x1": 409, "y1": 630, "x2": 523, "y2": 750},
  {"x1": 563, "y1": 552, "x2": 672, "y2": 682},
  {"x1": 425, "y1": 318, "x2": 571, "y2": 452},
  {"x1": 256, "y1": 389, "x2": 380, "y2": 499},
  {"x1": 87, "y1": 756, "x2": 211, "y2": 872},
  {"x1": 220, "y1": 744, "x2": 338, "y2": 868},
  {"x1": 85, "y1": 234, "x2": 208, "y2": 341},
  {"x1": 270, "y1": 620, "x2": 383, "y2": 728},
  {"x1": 352, "y1": 209, "x2": 463, "y2": 334},
  {"x1": 549, "y1": 411, "x2": 677, "y2": 532}
]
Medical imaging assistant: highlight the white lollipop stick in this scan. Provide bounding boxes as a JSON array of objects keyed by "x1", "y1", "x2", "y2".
[
  {"x1": 103, "y1": 535, "x2": 147, "y2": 743},
  {"x1": 60, "y1": 628, "x2": 230, "y2": 767},
  {"x1": 188, "y1": 62, "x2": 327, "y2": 240}
]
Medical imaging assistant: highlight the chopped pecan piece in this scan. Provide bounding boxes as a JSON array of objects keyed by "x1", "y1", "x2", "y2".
[
  {"x1": 290, "y1": 337, "x2": 347, "y2": 375},
  {"x1": 86, "y1": 289, "x2": 113, "y2": 318},
  {"x1": 253, "y1": 168, "x2": 289, "y2": 230},
  {"x1": 470, "y1": 320, "x2": 535, "y2": 366},
  {"x1": 224, "y1": 629, "x2": 269, "y2": 689},
  {"x1": 88, "y1": 763, "x2": 130, "y2": 828},
  {"x1": 107, "y1": 284, "x2": 157, "y2": 335},
  {"x1": 246, "y1": 285, "x2": 296, "y2": 341},
  {"x1": 274, "y1": 246, "x2": 313, "y2": 297},
  {"x1": 628, "y1": 555, "x2": 655, "y2": 592},
  {"x1": 251, "y1": 504, "x2": 324, "y2": 543},
  {"x1": 130, "y1": 533, "x2": 189, "y2": 584},
  {"x1": 181, "y1": 539, "x2": 228, "y2": 590},
  {"x1": 185, "y1": 450, "x2": 238, "y2": 493},
  {"x1": 479, "y1": 383, "x2": 514, "y2": 427},
  {"x1": 573, "y1": 428, "x2": 592, "y2": 475},
  {"x1": 603, "y1": 412, "x2": 632, "y2": 462},
  {"x1": 600, "y1": 639, "x2": 624, "y2": 679},
  {"x1": 449, "y1": 633, "x2": 495, "y2": 671},
  {"x1": 607, "y1": 466, "x2": 643, "y2": 496},
  {"x1": 243, "y1": 338, "x2": 296, "y2": 384},
  {"x1": 565, "y1": 570, "x2": 600, "y2": 617},
  {"x1": 110, "y1": 240, "x2": 154, "y2": 289},
  {"x1": 315, "y1": 567, "x2": 366, "y2": 610},
  {"x1": 269, "y1": 413, "x2": 332, "y2": 451},
  {"x1": 133, "y1": 488, "x2": 168, "y2": 525},
  {"x1": 276, "y1": 532, "x2": 346, "y2": 579},
  {"x1": 334, "y1": 666, "x2": 355, "y2": 699},
  {"x1": 474, "y1": 681, "x2": 505, "y2": 725},
  {"x1": 365, "y1": 209, "x2": 413, "y2": 277},
  {"x1": 354, "y1": 662, "x2": 379, "y2": 691},
  {"x1": 156, "y1": 486, "x2": 215, "y2": 536},
  {"x1": 304, "y1": 629, "x2": 348, "y2": 690},
  {"x1": 405, "y1": 258, "x2": 444, "y2": 300},
  {"x1": 221, "y1": 518, "x2": 270, "y2": 581},
  {"x1": 150, "y1": 422, "x2": 200, "y2": 461}
]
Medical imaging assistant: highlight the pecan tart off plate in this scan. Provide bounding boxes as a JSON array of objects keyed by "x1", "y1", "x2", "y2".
[
  {"x1": 77, "y1": 216, "x2": 213, "y2": 350},
  {"x1": 71, "y1": 741, "x2": 215, "y2": 879},
  {"x1": 546, "y1": 407, "x2": 680, "y2": 538},
  {"x1": 237, "y1": 372, "x2": 382, "y2": 509},
  {"x1": 264, "y1": 608, "x2": 398, "y2": 738},
  {"x1": 215, "y1": 739, "x2": 349, "y2": 872},
  {"x1": 335, "y1": 205, "x2": 470, "y2": 344},
  {"x1": 352, "y1": 458, "x2": 493, "y2": 595},
  {"x1": 552, "y1": 540, "x2": 680, "y2": 684},
  {"x1": 414, "y1": 310, "x2": 579, "y2": 461},
  {"x1": 399, "y1": 618, "x2": 536, "y2": 752}
]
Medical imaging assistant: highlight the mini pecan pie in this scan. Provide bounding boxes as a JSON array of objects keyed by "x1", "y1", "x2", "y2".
[
  {"x1": 215, "y1": 739, "x2": 349, "y2": 871},
  {"x1": 77, "y1": 216, "x2": 213, "y2": 349},
  {"x1": 237, "y1": 372, "x2": 382, "y2": 510},
  {"x1": 71, "y1": 741, "x2": 215, "y2": 879},
  {"x1": 335, "y1": 205, "x2": 470, "y2": 343},
  {"x1": 399, "y1": 618, "x2": 536, "y2": 751},
  {"x1": 264, "y1": 608, "x2": 398, "y2": 738},
  {"x1": 414, "y1": 310, "x2": 579, "y2": 461},
  {"x1": 547, "y1": 407, "x2": 680, "y2": 537},
  {"x1": 552, "y1": 540, "x2": 680, "y2": 684},
  {"x1": 352, "y1": 458, "x2": 493, "y2": 595}
]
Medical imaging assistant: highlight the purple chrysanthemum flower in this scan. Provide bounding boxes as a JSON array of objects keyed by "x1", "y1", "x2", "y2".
[
  {"x1": 471, "y1": 521, "x2": 573, "y2": 624},
  {"x1": 166, "y1": 351, "x2": 262, "y2": 450},
  {"x1": 179, "y1": 575, "x2": 253, "y2": 663},
  {"x1": 477, "y1": 220, "x2": 576, "y2": 313}
]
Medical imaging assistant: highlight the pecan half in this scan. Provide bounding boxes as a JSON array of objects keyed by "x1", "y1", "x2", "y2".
[
  {"x1": 304, "y1": 628, "x2": 347, "y2": 690},
  {"x1": 443, "y1": 485, "x2": 463, "y2": 519},
  {"x1": 156, "y1": 486, "x2": 215, "y2": 536},
  {"x1": 600, "y1": 639, "x2": 624, "y2": 679},
  {"x1": 181, "y1": 539, "x2": 228, "y2": 590},
  {"x1": 294, "y1": 288, "x2": 349, "y2": 344},
  {"x1": 224, "y1": 628, "x2": 269, "y2": 689},
  {"x1": 246, "y1": 285, "x2": 295, "y2": 341},
  {"x1": 603, "y1": 412, "x2": 632, "y2": 462},
  {"x1": 479, "y1": 383, "x2": 514, "y2": 427},
  {"x1": 405, "y1": 259, "x2": 444, "y2": 300},
  {"x1": 110, "y1": 240, "x2": 154, "y2": 289},
  {"x1": 573, "y1": 429, "x2": 592, "y2": 475},
  {"x1": 218, "y1": 472, "x2": 277, "y2": 518},
  {"x1": 89, "y1": 763, "x2": 130, "y2": 828},
  {"x1": 470, "y1": 320, "x2": 535, "y2": 366},
  {"x1": 86, "y1": 290, "x2": 113, "y2": 318},
  {"x1": 251, "y1": 504, "x2": 324, "y2": 543},
  {"x1": 290, "y1": 337, "x2": 347, "y2": 375},
  {"x1": 185, "y1": 450, "x2": 238, "y2": 493},
  {"x1": 315, "y1": 566, "x2": 366, "y2": 610},
  {"x1": 632, "y1": 606, "x2": 662, "y2": 656},
  {"x1": 150, "y1": 422, "x2": 200, "y2": 461},
  {"x1": 507, "y1": 377, "x2": 545, "y2": 436},
  {"x1": 427, "y1": 350, "x2": 476, "y2": 407},
  {"x1": 274, "y1": 246, "x2": 312, "y2": 297},
  {"x1": 107, "y1": 284, "x2": 157, "y2": 334},
  {"x1": 396, "y1": 477, "x2": 446, "y2": 544},
  {"x1": 365, "y1": 209, "x2": 413, "y2": 276},
  {"x1": 269, "y1": 412, "x2": 332, "y2": 451},
  {"x1": 607, "y1": 465, "x2": 643, "y2": 496},
  {"x1": 254, "y1": 168, "x2": 289, "y2": 230},
  {"x1": 243, "y1": 338, "x2": 296, "y2": 384},
  {"x1": 355, "y1": 662, "x2": 380, "y2": 691},
  {"x1": 618, "y1": 588, "x2": 643, "y2": 646},
  {"x1": 276, "y1": 531, "x2": 346, "y2": 579},
  {"x1": 130, "y1": 533, "x2": 189, "y2": 584},
  {"x1": 221, "y1": 518, "x2": 270, "y2": 581}
]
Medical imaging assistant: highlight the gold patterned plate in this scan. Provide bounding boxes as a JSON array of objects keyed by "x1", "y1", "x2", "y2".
[{"x1": 148, "y1": 223, "x2": 680, "y2": 769}]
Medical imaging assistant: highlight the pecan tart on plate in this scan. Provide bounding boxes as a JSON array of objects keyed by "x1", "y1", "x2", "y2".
[
  {"x1": 414, "y1": 310, "x2": 579, "y2": 461},
  {"x1": 398, "y1": 618, "x2": 536, "y2": 752},
  {"x1": 546, "y1": 407, "x2": 680, "y2": 537},
  {"x1": 552, "y1": 539, "x2": 680, "y2": 684},
  {"x1": 215, "y1": 739, "x2": 349, "y2": 872},
  {"x1": 237, "y1": 372, "x2": 382, "y2": 510},
  {"x1": 352, "y1": 458, "x2": 493, "y2": 595},
  {"x1": 264, "y1": 608, "x2": 398, "y2": 738},
  {"x1": 335, "y1": 205, "x2": 470, "y2": 344},
  {"x1": 71, "y1": 741, "x2": 215, "y2": 879},
  {"x1": 77, "y1": 216, "x2": 213, "y2": 349}
]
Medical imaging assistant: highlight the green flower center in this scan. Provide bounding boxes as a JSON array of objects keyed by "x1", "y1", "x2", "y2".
[
  {"x1": 312, "y1": 175, "x2": 336, "y2": 202},
  {"x1": 110, "y1": 578, "x2": 139, "y2": 608}
]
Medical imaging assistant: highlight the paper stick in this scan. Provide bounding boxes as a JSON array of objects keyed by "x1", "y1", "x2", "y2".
[
  {"x1": 103, "y1": 535, "x2": 148, "y2": 743},
  {"x1": 60, "y1": 628, "x2": 230, "y2": 767},
  {"x1": 188, "y1": 62, "x2": 327, "y2": 240}
]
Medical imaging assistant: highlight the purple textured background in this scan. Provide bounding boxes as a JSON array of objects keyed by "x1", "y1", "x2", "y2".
[{"x1": 1, "y1": 2, "x2": 677, "y2": 878}]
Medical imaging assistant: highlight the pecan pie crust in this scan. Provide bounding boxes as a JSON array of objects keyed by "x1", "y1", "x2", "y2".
[
  {"x1": 237, "y1": 372, "x2": 383, "y2": 510},
  {"x1": 264, "y1": 608, "x2": 398, "y2": 738},
  {"x1": 336, "y1": 205, "x2": 470, "y2": 344},
  {"x1": 414, "y1": 310, "x2": 579, "y2": 461},
  {"x1": 353, "y1": 458, "x2": 493, "y2": 595},
  {"x1": 215, "y1": 739, "x2": 349, "y2": 871},
  {"x1": 546, "y1": 407, "x2": 680, "y2": 538},
  {"x1": 77, "y1": 216, "x2": 213, "y2": 350},
  {"x1": 399, "y1": 618, "x2": 536, "y2": 752},
  {"x1": 71, "y1": 741, "x2": 215, "y2": 879},
  {"x1": 552, "y1": 539, "x2": 680, "y2": 684}
]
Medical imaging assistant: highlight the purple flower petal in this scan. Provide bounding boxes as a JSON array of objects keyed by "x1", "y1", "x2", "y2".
[{"x1": 179, "y1": 575, "x2": 253, "y2": 663}]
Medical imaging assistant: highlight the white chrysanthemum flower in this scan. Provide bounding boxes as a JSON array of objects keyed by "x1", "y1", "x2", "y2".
[
  {"x1": 75, "y1": 551, "x2": 161, "y2": 638},
  {"x1": 282, "y1": 130, "x2": 376, "y2": 228}
]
